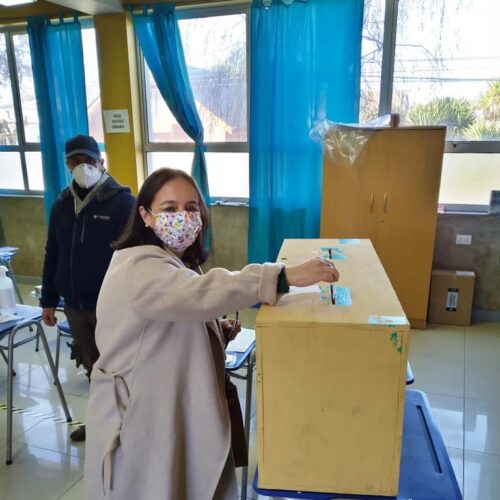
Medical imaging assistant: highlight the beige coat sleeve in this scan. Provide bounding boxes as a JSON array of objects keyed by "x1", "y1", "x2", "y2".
[{"x1": 125, "y1": 247, "x2": 283, "y2": 322}]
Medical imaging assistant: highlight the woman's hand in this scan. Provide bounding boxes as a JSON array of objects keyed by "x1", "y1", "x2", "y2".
[
  {"x1": 220, "y1": 319, "x2": 241, "y2": 343},
  {"x1": 284, "y1": 257, "x2": 340, "y2": 287}
]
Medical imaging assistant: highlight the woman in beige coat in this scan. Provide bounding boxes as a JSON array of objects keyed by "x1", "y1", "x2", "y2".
[{"x1": 84, "y1": 168, "x2": 339, "y2": 500}]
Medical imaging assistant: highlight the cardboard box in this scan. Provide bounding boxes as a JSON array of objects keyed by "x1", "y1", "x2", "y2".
[
  {"x1": 428, "y1": 269, "x2": 475, "y2": 326},
  {"x1": 256, "y1": 239, "x2": 409, "y2": 496}
]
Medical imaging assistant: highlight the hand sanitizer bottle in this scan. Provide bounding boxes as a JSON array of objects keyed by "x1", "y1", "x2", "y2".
[{"x1": 0, "y1": 265, "x2": 16, "y2": 315}]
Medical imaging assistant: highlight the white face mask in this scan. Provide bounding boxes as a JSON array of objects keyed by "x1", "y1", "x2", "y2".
[{"x1": 72, "y1": 163, "x2": 102, "y2": 189}]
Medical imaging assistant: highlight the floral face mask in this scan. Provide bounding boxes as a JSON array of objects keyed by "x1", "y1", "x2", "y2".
[{"x1": 149, "y1": 210, "x2": 202, "y2": 253}]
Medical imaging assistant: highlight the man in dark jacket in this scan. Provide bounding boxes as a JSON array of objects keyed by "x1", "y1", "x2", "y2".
[{"x1": 41, "y1": 134, "x2": 135, "y2": 441}]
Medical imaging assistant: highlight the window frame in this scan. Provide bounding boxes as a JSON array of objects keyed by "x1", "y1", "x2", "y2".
[
  {"x1": 137, "y1": 3, "x2": 251, "y2": 204},
  {"x1": 0, "y1": 26, "x2": 42, "y2": 196}
]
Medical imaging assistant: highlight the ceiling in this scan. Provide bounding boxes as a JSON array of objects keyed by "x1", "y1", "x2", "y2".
[
  {"x1": 0, "y1": 0, "x2": 243, "y2": 20},
  {"x1": 45, "y1": 0, "x2": 124, "y2": 15}
]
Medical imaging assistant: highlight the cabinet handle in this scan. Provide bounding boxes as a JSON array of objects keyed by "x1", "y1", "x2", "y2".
[
  {"x1": 383, "y1": 192, "x2": 388, "y2": 213},
  {"x1": 370, "y1": 193, "x2": 374, "y2": 212}
]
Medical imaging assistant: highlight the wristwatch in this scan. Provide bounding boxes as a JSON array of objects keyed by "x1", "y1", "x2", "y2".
[{"x1": 277, "y1": 266, "x2": 290, "y2": 294}]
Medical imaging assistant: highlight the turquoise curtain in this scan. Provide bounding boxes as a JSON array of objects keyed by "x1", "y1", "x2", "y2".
[
  {"x1": 132, "y1": 4, "x2": 210, "y2": 209},
  {"x1": 248, "y1": 0, "x2": 364, "y2": 263},
  {"x1": 28, "y1": 17, "x2": 89, "y2": 220}
]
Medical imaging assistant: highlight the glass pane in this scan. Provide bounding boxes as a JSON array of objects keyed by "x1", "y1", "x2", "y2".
[
  {"x1": 439, "y1": 153, "x2": 500, "y2": 205},
  {"x1": 360, "y1": 0, "x2": 385, "y2": 122},
  {"x1": 147, "y1": 151, "x2": 249, "y2": 199},
  {"x1": 180, "y1": 14, "x2": 247, "y2": 143},
  {"x1": 0, "y1": 152, "x2": 24, "y2": 189},
  {"x1": 25, "y1": 151, "x2": 44, "y2": 190},
  {"x1": 146, "y1": 13, "x2": 247, "y2": 143},
  {"x1": 205, "y1": 152, "x2": 248, "y2": 199},
  {"x1": 0, "y1": 33, "x2": 18, "y2": 145},
  {"x1": 13, "y1": 33, "x2": 39, "y2": 143},
  {"x1": 145, "y1": 69, "x2": 191, "y2": 143},
  {"x1": 393, "y1": 0, "x2": 500, "y2": 141},
  {"x1": 148, "y1": 152, "x2": 193, "y2": 174},
  {"x1": 82, "y1": 28, "x2": 104, "y2": 143}
]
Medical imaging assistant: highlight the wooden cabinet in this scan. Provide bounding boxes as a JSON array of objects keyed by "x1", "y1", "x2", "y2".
[
  {"x1": 320, "y1": 127, "x2": 446, "y2": 328},
  {"x1": 256, "y1": 239, "x2": 410, "y2": 495}
]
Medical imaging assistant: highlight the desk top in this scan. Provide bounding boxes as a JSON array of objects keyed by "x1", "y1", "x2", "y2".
[
  {"x1": 0, "y1": 247, "x2": 19, "y2": 258},
  {"x1": 0, "y1": 305, "x2": 42, "y2": 334},
  {"x1": 225, "y1": 341, "x2": 256, "y2": 371}
]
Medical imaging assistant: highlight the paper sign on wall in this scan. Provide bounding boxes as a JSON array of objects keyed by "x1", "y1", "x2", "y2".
[{"x1": 103, "y1": 109, "x2": 130, "y2": 133}]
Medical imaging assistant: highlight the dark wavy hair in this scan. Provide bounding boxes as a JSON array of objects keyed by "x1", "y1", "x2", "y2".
[{"x1": 112, "y1": 168, "x2": 210, "y2": 268}]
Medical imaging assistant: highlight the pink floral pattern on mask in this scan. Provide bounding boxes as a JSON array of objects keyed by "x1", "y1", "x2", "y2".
[{"x1": 151, "y1": 210, "x2": 202, "y2": 253}]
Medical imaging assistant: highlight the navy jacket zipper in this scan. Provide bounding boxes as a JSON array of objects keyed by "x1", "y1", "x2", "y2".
[
  {"x1": 70, "y1": 215, "x2": 78, "y2": 309},
  {"x1": 80, "y1": 214, "x2": 87, "y2": 243},
  {"x1": 71, "y1": 212, "x2": 86, "y2": 310}
]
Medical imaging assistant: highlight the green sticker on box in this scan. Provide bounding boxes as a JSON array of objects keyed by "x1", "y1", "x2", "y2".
[{"x1": 389, "y1": 331, "x2": 404, "y2": 354}]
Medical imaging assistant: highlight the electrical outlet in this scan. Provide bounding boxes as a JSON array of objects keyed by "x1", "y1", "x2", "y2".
[{"x1": 456, "y1": 234, "x2": 472, "y2": 245}]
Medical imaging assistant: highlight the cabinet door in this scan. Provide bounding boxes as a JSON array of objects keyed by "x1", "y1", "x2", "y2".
[
  {"x1": 378, "y1": 128, "x2": 445, "y2": 325},
  {"x1": 320, "y1": 130, "x2": 386, "y2": 247}
]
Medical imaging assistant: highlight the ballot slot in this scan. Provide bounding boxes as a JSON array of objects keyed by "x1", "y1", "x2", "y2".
[{"x1": 321, "y1": 246, "x2": 347, "y2": 261}]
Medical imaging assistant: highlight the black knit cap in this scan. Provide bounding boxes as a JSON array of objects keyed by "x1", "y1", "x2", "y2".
[{"x1": 65, "y1": 134, "x2": 101, "y2": 161}]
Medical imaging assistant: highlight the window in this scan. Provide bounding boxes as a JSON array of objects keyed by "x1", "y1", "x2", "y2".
[
  {"x1": 81, "y1": 25, "x2": 104, "y2": 145},
  {"x1": 361, "y1": 0, "x2": 500, "y2": 209},
  {"x1": 0, "y1": 30, "x2": 40, "y2": 192},
  {"x1": 360, "y1": 0, "x2": 384, "y2": 123},
  {"x1": 0, "y1": 24, "x2": 103, "y2": 194},
  {"x1": 393, "y1": 0, "x2": 500, "y2": 143},
  {"x1": 141, "y1": 7, "x2": 249, "y2": 200},
  {"x1": 439, "y1": 153, "x2": 500, "y2": 210}
]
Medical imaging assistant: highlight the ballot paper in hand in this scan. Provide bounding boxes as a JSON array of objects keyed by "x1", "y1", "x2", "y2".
[
  {"x1": 288, "y1": 285, "x2": 321, "y2": 295},
  {"x1": 226, "y1": 327, "x2": 255, "y2": 353}
]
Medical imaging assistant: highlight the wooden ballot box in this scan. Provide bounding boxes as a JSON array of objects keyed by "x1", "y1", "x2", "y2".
[{"x1": 256, "y1": 239, "x2": 410, "y2": 496}]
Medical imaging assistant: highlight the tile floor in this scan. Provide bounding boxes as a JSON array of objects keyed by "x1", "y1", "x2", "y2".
[{"x1": 0, "y1": 285, "x2": 498, "y2": 499}]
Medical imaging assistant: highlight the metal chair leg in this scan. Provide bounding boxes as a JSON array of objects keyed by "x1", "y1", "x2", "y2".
[
  {"x1": 4, "y1": 318, "x2": 72, "y2": 464},
  {"x1": 5, "y1": 322, "x2": 73, "y2": 465},
  {"x1": 6, "y1": 328, "x2": 15, "y2": 464},
  {"x1": 35, "y1": 322, "x2": 72, "y2": 424},
  {"x1": 0, "y1": 351, "x2": 16, "y2": 377},
  {"x1": 35, "y1": 330, "x2": 40, "y2": 351},
  {"x1": 240, "y1": 350, "x2": 255, "y2": 500},
  {"x1": 54, "y1": 327, "x2": 61, "y2": 384}
]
